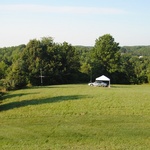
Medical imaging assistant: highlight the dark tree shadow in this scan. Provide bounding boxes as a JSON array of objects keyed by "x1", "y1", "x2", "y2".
[
  {"x1": 0, "y1": 95, "x2": 86, "y2": 112},
  {"x1": 110, "y1": 85, "x2": 131, "y2": 88},
  {"x1": 2, "y1": 92, "x2": 38, "y2": 100},
  {"x1": 27, "y1": 85, "x2": 77, "y2": 89}
]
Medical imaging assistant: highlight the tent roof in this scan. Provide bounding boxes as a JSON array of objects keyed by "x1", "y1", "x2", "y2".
[{"x1": 96, "y1": 75, "x2": 110, "y2": 81}]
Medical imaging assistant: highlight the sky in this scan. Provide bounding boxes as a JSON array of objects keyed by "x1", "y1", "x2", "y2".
[{"x1": 0, "y1": 0, "x2": 150, "y2": 47}]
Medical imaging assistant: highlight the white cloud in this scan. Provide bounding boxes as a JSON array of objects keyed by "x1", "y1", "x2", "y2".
[{"x1": 0, "y1": 4, "x2": 127, "y2": 15}]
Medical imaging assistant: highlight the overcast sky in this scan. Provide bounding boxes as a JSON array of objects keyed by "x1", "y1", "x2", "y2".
[{"x1": 0, "y1": 0, "x2": 150, "y2": 47}]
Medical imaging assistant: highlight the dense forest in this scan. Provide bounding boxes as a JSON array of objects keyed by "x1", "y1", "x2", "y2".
[{"x1": 0, "y1": 34, "x2": 150, "y2": 91}]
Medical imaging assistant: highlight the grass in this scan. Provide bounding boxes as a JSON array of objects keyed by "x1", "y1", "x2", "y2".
[{"x1": 0, "y1": 84, "x2": 150, "y2": 150}]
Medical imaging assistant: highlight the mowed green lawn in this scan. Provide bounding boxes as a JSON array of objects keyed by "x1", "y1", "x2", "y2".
[{"x1": 0, "y1": 84, "x2": 150, "y2": 150}]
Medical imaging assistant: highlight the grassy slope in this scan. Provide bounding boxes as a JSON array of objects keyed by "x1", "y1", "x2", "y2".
[{"x1": 0, "y1": 84, "x2": 150, "y2": 150}]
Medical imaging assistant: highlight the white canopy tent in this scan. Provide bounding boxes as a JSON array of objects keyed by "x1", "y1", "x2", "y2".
[{"x1": 96, "y1": 75, "x2": 110, "y2": 87}]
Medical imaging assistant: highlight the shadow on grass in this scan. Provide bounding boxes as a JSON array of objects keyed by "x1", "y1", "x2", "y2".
[
  {"x1": 110, "y1": 85, "x2": 131, "y2": 88},
  {"x1": 0, "y1": 95, "x2": 86, "y2": 111},
  {"x1": 0, "y1": 92, "x2": 5, "y2": 104},
  {"x1": 2, "y1": 92, "x2": 38, "y2": 100}
]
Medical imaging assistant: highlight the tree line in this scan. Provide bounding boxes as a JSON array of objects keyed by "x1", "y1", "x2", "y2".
[
  {"x1": 0, "y1": 34, "x2": 150, "y2": 90},
  {"x1": 120, "y1": 46, "x2": 150, "y2": 56}
]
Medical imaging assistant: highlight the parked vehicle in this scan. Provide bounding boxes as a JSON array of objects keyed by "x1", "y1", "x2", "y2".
[
  {"x1": 88, "y1": 81, "x2": 107, "y2": 87},
  {"x1": 100, "y1": 82, "x2": 108, "y2": 87}
]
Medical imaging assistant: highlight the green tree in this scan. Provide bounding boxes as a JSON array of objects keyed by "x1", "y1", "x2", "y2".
[
  {"x1": 133, "y1": 57, "x2": 149, "y2": 84},
  {"x1": 91, "y1": 34, "x2": 121, "y2": 79},
  {"x1": 119, "y1": 54, "x2": 150, "y2": 84},
  {"x1": 5, "y1": 59, "x2": 27, "y2": 89},
  {"x1": 0, "y1": 61, "x2": 7, "y2": 79},
  {"x1": 21, "y1": 39, "x2": 48, "y2": 85},
  {"x1": 75, "y1": 46, "x2": 93, "y2": 82},
  {"x1": 58, "y1": 42, "x2": 80, "y2": 83},
  {"x1": 20, "y1": 38, "x2": 80, "y2": 85},
  {"x1": 119, "y1": 54, "x2": 136, "y2": 84}
]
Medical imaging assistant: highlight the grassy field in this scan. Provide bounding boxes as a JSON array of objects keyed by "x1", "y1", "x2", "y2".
[{"x1": 0, "y1": 84, "x2": 150, "y2": 150}]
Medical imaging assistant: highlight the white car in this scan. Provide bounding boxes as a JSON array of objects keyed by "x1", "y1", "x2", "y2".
[{"x1": 88, "y1": 82, "x2": 107, "y2": 87}]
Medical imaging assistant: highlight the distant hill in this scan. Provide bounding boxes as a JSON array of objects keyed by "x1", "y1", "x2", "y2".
[
  {"x1": 75, "y1": 45, "x2": 150, "y2": 57},
  {"x1": 120, "y1": 46, "x2": 150, "y2": 56}
]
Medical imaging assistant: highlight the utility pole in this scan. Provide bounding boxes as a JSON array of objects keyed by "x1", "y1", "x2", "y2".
[{"x1": 40, "y1": 68, "x2": 44, "y2": 85}]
